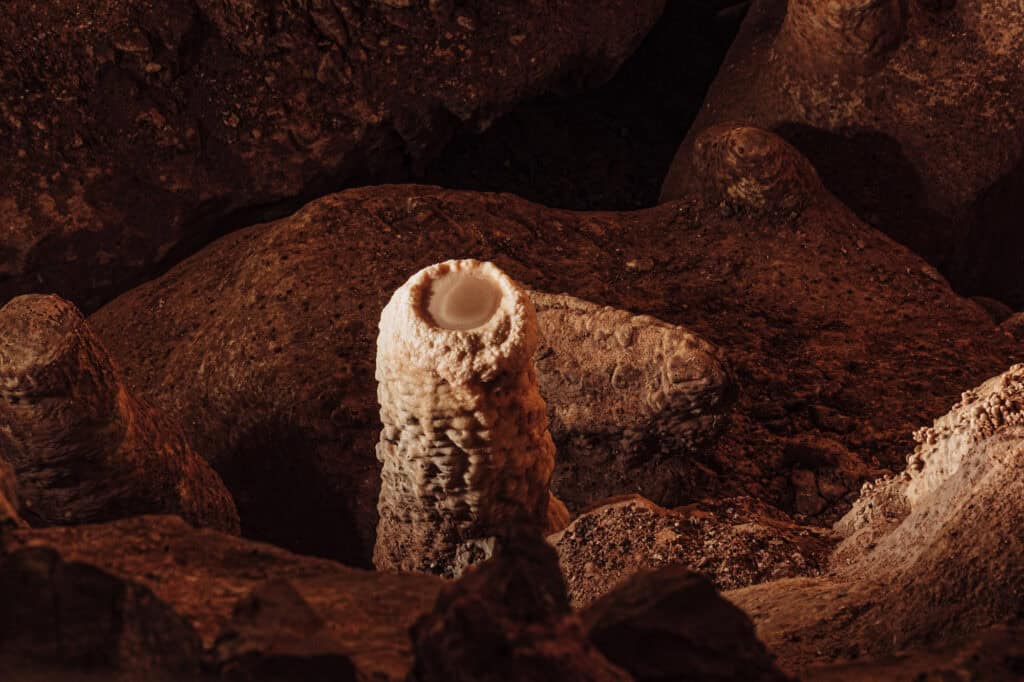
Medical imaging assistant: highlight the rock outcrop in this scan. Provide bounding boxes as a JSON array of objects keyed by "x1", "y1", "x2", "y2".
[
  {"x1": 661, "y1": 0, "x2": 1024, "y2": 307},
  {"x1": 0, "y1": 295, "x2": 239, "y2": 533},
  {"x1": 551, "y1": 495, "x2": 834, "y2": 607},
  {"x1": 533, "y1": 292, "x2": 733, "y2": 511},
  {"x1": 373, "y1": 260, "x2": 557, "y2": 577},
  {"x1": 727, "y1": 364, "x2": 1024, "y2": 673},
  {"x1": 409, "y1": 534, "x2": 631, "y2": 681},
  {"x1": 582, "y1": 565, "x2": 789, "y2": 682},
  {"x1": 0, "y1": 0, "x2": 665, "y2": 313},
  {"x1": 86, "y1": 171, "x2": 1021, "y2": 563},
  {"x1": 0, "y1": 515, "x2": 443, "y2": 680},
  {"x1": 0, "y1": 458, "x2": 23, "y2": 532}
]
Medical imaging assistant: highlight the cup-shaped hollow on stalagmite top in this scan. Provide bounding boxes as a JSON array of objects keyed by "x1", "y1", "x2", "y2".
[
  {"x1": 777, "y1": 0, "x2": 906, "y2": 77},
  {"x1": 0, "y1": 294, "x2": 240, "y2": 533},
  {"x1": 373, "y1": 260, "x2": 558, "y2": 577}
]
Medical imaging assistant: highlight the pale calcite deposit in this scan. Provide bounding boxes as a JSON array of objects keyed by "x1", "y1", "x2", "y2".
[
  {"x1": 0, "y1": 294, "x2": 239, "y2": 533},
  {"x1": 835, "y1": 363, "x2": 1024, "y2": 565},
  {"x1": 373, "y1": 260, "x2": 559, "y2": 577}
]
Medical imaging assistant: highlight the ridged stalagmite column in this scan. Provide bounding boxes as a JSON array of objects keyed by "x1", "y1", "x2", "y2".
[
  {"x1": 0, "y1": 294, "x2": 239, "y2": 533},
  {"x1": 373, "y1": 260, "x2": 557, "y2": 577}
]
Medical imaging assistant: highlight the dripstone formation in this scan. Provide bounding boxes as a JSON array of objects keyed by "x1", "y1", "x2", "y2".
[
  {"x1": 726, "y1": 363, "x2": 1024, "y2": 673},
  {"x1": 373, "y1": 260, "x2": 559, "y2": 577},
  {"x1": 0, "y1": 294, "x2": 239, "y2": 533}
]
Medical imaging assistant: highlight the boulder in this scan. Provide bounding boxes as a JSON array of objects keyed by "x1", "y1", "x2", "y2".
[
  {"x1": 0, "y1": 515, "x2": 442, "y2": 680},
  {"x1": 0, "y1": 0, "x2": 665, "y2": 311},
  {"x1": 661, "y1": 0, "x2": 1024, "y2": 307},
  {"x1": 582, "y1": 565, "x2": 789, "y2": 682},
  {"x1": 409, "y1": 534, "x2": 631, "y2": 681}
]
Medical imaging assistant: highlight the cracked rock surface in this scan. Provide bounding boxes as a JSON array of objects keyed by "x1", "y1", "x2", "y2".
[{"x1": 0, "y1": 0, "x2": 664, "y2": 312}]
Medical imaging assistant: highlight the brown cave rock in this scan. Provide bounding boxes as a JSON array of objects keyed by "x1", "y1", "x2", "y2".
[
  {"x1": 661, "y1": 0, "x2": 1024, "y2": 308},
  {"x1": 87, "y1": 159, "x2": 1022, "y2": 562},
  {"x1": 0, "y1": 294, "x2": 239, "y2": 534},
  {"x1": 0, "y1": 0, "x2": 665, "y2": 312}
]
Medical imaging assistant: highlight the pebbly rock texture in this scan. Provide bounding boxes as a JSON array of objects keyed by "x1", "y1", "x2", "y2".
[
  {"x1": 0, "y1": 515, "x2": 443, "y2": 680},
  {"x1": 661, "y1": 0, "x2": 1024, "y2": 308},
  {"x1": 532, "y1": 292, "x2": 734, "y2": 511},
  {"x1": 551, "y1": 495, "x2": 835, "y2": 607},
  {"x1": 582, "y1": 565, "x2": 789, "y2": 682},
  {"x1": 0, "y1": 458, "x2": 24, "y2": 532},
  {"x1": 87, "y1": 170, "x2": 1023, "y2": 564},
  {"x1": 0, "y1": 295, "x2": 239, "y2": 534},
  {"x1": 409, "y1": 534, "x2": 631, "y2": 681},
  {"x1": 0, "y1": 0, "x2": 665, "y2": 313},
  {"x1": 373, "y1": 260, "x2": 557, "y2": 577},
  {"x1": 727, "y1": 364, "x2": 1024, "y2": 674}
]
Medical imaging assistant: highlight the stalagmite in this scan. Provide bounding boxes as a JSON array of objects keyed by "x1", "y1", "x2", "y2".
[
  {"x1": 373, "y1": 260, "x2": 559, "y2": 577},
  {"x1": 0, "y1": 294, "x2": 239, "y2": 533}
]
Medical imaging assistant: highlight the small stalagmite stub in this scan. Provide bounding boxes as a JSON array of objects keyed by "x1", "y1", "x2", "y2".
[
  {"x1": 0, "y1": 294, "x2": 239, "y2": 533},
  {"x1": 373, "y1": 260, "x2": 558, "y2": 577}
]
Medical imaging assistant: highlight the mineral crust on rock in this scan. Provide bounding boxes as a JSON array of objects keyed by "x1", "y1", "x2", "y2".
[
  {"x1": 0, "y1": 294, "x2": 239, "y2": 533},
  {"x1": 551, "y1": 495, "x2": 834, "y2": 607},
  {"x1": 662, "y1": 0, "x2": 1024, "y2": 307},
  {"x1": 728, "y1": 363, "x2": 1024, "y2": 674},
  {"x1": 532, "y1": 292, "x2": 733, "y2": 510},
  {"x1": 373, "y1": 260, "x2": 558, "y2": 577},
  {"x1": 87, "y1": 178, "x2": 1022, "y2": 563},
  {"x1": 0, "y1": 0, "x2": 665, "y2": 312}
]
